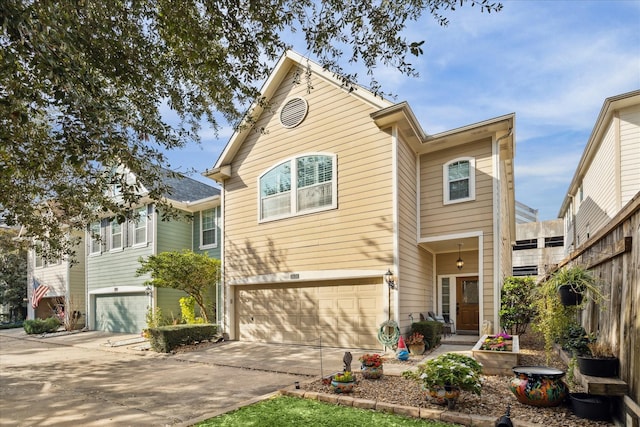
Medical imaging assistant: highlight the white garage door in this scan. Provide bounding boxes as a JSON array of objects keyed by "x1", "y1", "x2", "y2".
[
  {"x1": 236, "y1": 280, "x2": 383, "y2": 349},
  {"x1": 95, "y1": 293, "x2": 148, "y2": 334}
]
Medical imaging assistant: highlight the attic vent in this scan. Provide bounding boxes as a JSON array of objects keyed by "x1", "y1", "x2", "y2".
[{"x1": 280, "y1": 97, "x2": 308, "y2": 128}]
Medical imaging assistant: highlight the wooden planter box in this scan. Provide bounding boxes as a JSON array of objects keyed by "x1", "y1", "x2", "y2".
[{"x1": 472, "y1": 334, "x2": 520, "y2": 376}]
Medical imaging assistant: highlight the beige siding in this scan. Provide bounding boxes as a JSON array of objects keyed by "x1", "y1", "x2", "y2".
[
  {"x1": 419, "y1": 138, "x2": 494, "y2": 237},
  {"x1": 576, "y1": 121, "x2": 617, "y2": 244},
  {"x1": 224, "y1": 65, "x2": 394, "y2": 280},
  {"x1": 396, "y1": 136, "x2": 433, "y2": 333},
  {"x1": 69, "y1": 234, "x2": 86, "y2": 326},
  {"x1": 619, "y1": 104, "x2": 640, "y2": 205},
  {"x1": 33, "y1": 262, "x2": 66, "y2": 297}
]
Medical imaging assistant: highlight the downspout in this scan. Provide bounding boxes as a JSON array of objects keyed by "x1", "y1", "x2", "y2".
[{"x1": 391, "y1": 125, "x2": 400, "y2": 326}]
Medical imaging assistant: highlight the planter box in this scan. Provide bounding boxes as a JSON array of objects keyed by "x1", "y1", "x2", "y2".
[{"x1": 472, "y1": 334, "x2": 520, "y2": 376}]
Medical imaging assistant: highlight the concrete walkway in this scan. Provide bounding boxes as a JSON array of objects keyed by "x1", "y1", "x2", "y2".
[{"x1": 0, "y1": 328, "x2": 477, "y2": 426}]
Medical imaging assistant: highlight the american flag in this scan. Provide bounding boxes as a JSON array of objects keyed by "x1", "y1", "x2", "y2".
[{"x1": 31, "y1": 278, "x2": 50, "y2": 309}]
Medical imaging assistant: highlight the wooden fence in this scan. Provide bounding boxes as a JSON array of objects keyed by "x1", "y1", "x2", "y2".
[{"x1": 556, "y1": 192, "x2": 639, "y2": 424}]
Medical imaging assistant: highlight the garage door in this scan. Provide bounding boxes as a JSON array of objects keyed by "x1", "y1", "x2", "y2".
[
  {"x1": 236, "y1": 280, "x2": 383, "y2": 349},
  {"x1": 95, "y1": 293, "x2": 148, "y2": 333}
]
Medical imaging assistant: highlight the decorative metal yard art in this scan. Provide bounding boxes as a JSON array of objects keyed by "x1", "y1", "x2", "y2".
[{"x1": 343, "y1": 351, "x2": 353, "y2": 373}]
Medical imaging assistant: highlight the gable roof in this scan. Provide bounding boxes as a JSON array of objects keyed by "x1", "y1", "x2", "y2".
[
  {"x1": 205, "y1": 50, "x2": 394, "y2": 181},
  {"x1": 557, "y1": 89, "x2": 640, "y2": 218}
]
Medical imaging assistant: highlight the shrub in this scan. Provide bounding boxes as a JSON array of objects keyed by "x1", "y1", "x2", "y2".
[
  {"x1": 499, "y1": 276, "x2": 537, "y2": 335},
  {"x1": 410, "y1": 321, "x2": 442, "y2": 349},
  {"x1": 148, "y1": 323, "x2": 217, "y2": 353},
  {"x1": 403, "y1": 353, "x2": 483, "y2": 395},
  {"x1": 23, "y1": 317, "x2": 61, "y2": 334}
]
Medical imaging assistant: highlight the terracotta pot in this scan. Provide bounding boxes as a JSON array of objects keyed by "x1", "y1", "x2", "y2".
[
  {"x1": 408, "y1": 343, "x2": 425, "y2": 355},
  {"x1": 509, "y1": 366, "x2": 568, "y2": 407},
  {"x1": 361, "y1": 365, "x2": 383, "y2": 379}
]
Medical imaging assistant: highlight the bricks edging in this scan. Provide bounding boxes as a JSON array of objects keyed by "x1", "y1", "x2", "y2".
[{"x1": 280, "y1": 387, "x2": 543, "y2": 427}]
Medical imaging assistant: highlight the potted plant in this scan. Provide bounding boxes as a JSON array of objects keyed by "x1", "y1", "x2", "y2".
[
  {"x1": 405, "y1": 332, "x2": 426, "y2": 355},
  {"x1": 330, "y1": 371, "x2": 355, "y2": 393},
  {"x1": 402, "y1": 353, "x2": 482, "y2": 409},
  {"x1": 359, "y1": 353, "x2": 383, "y2": 379},
  {"x1": 552, "y1": 265, "x2": 601, "y2": 306},
  {"x1": 577, "y1": 341, "x2": 619, "y2": 377}
]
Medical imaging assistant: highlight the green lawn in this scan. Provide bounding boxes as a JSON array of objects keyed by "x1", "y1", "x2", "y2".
[{"x1": 195, "y1": 395, "x2": 457, "y2": 427}]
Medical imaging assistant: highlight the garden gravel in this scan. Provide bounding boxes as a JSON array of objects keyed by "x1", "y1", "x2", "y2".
[{"x1": 300, "y1": 334, "x2": 614, "y2": 426}]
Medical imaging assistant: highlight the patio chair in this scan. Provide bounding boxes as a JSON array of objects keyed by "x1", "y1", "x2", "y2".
[{"x1": 427, "y1": 311, "x2": 455, "y2": 336}]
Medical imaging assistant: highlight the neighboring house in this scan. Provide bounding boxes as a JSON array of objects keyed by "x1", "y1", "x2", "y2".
[
  {"x1": 554, "y1": 90, "x2": 639, "y2": 426},
  {"x1": 86, "y1": 170, "x2": 220, "y2": 334},
  {"x1": 27, "y1": 231, "x2": 86, "y2": 328},
  {"x1": 559, "y1": 90, "x2": 640, "y2": 253},
  {"x1": 512, "y1": 217, "x2": 564, "y2": 280},
  {"x1": 206, "y1": 50, "x2": 515, "y2": 349}
]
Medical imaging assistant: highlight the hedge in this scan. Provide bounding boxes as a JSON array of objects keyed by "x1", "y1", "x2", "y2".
[
  {"x1": 148, "y1": 323, "x2": 218, "y2": 353},
  {"x1": 410, "y1": 321, "x2": 443, "y2": 349},
  {"x1": 23, "y1": 317, "x2": 61, "y2": 334}
]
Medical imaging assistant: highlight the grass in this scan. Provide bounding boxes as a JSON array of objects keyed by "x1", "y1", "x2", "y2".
[{"x1": 195, "y1": 395, "x2": 457, "y2": 427}]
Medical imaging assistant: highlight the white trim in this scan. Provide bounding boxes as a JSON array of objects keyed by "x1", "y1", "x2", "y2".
[
  {"x1": 88, "y1": 286, "x2": 147, "y2": 295},
  {"x1": 492, "y1": 137, "x2": 500, "y2": 335},
  {"x1": 437, "y1": 275, "x2": 457, "y2": 329},
  {"x1": 416, "y1": 155, "x2": 421, "y2": 243},
  {"x1": 443, "y1": 157, "x2": 476, "y2": 205},
  {"x1": 229, "y1": 269, "x2": 384, "y2": 286},
  {"x1": 88, "y1": 221, "x2": 101, "y2": 255},
  {"x1": 132, "y1": 205, "x2": 148, "y2": 248},
  {"x1": 478, "y1": 234, "x2": 484, "y2": 335},
  {"x1": 391, "y1": 125, "x2": 400, "y2": 324},
  {"x1": 219, "y1": 182, "x2": 227, "y2": 334},
  {"x1": 258, "y1": 152, "x2": 337, "y2": 222},
  {"x1": 199, "y1": 206, "x2": 218, "y2": 250},
  {"x1": 109, "y1": 219, "x2": 123, "y2": 252},
  {"x1": 418, "y1": 230, "x2": 483, "y2": 244}
]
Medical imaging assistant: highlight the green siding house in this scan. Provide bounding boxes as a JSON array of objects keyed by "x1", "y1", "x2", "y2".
[{"x1": 87, "y1": 172, "x2": 220, "y2": 334}]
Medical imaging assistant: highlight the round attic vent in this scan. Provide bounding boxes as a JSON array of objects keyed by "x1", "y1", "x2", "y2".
[{"x1": 280, "y1": 97, "x2": 308, "y2": 128}]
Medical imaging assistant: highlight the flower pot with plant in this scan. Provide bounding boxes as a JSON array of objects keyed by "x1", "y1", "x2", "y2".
[
  {"x1": 402, "y1": 353, "x2": 482, "y2": 409},
  {"x1": 330, "y1": 371, "x2": 355, "y2": 393},
  {"x1": 359, "y1": 353, "x2": 383, "y2": 379},
  {"x1": 577, "y1": 341, "x2": 619, "y2": 378},
  {"x1": 552, "y1": 266, "x2": 601, "y2": 306},
  {"x1": 405, "y1": 332, "x2": 426, "y2": 355}
]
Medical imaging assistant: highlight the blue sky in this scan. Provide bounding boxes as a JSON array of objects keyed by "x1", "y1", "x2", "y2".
[{"x1": 166, "y1": 0, "x2": 640, "y2": 221}]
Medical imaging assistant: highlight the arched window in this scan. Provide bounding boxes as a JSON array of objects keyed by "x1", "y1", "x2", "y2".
[
  {"x1": 443, "y1": 157, "x2": 475, "y2": 204},
  {"x1": 259, "y1": 154, "x2": 336, "y2": 221}
]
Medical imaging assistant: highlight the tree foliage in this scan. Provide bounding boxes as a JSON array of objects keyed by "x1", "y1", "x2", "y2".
[
  {"x1": 1, "y1": 0, "x2": 502, "y2": 256},
  {"x1": 136, "y1": 250, "x2": 219, "y2": 323},
  {"x1": 0, "y1": 228, "x2": 28, "y2": 322},
  {"x1": 499, "y1": 276, "x2": 536, "y2": 336}
]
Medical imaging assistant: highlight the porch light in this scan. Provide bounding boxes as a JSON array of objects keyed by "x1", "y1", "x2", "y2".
[
  {"x1": 456, "y1": 244, "x2": 464, "y2": 270},
  {"x1": 384, "y1": 269, "x2": 397, "y2": 289}
]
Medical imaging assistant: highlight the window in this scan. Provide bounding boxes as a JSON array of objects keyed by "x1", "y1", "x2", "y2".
[
  {"x1": 133, "y1": 206, "x2": 148, "y2": 246},
  {"x1": 513, "y1": 265, "x2": 538, "y2": 276},
  {"x1": 110, "y1": 219, "x2": 123, "y2": 251},
  {"x1": 513, "y1": 239, "x2": 537, "y2": 250},
  {"x1": 200, "y1": 208, "x2": 217, "y2": 248},
  {"x1": 89, "y1": 222, "x2": 101, "y2": 255},
  {"x1": 34, "y1": 242, "x2": 44, "y2": 268},
  {"x1": 443, "y1": 157, "x2": 475, "y2": 204},
  {"x1": 544, "y1": 236, "x2": 564, "y2": 248},
  {"x1": 259, "y1": 154, "x2": 336, "y2": 221}
]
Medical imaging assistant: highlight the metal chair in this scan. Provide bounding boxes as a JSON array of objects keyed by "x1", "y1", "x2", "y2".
[{"x1": 427, "y1": 311, "x2": 455, "y2": 336}]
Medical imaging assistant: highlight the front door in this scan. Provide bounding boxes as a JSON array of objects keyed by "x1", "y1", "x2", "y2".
[{"x1": 456, "y1": 276, "x2": 479, "y2": 331}]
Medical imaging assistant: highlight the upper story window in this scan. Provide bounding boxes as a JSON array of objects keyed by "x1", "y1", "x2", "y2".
[
  {"x1": 544, "y1": 236, "x2": 564, "y2": 248},
  {"x1": 443, "y1": 157, "x2": 475, "y2": 204},
  {"x1": 110, "y1": 219, "x2": 123, "y2": 251},
  {"x1": 89, "y1": 222, "x2": 101, "y2": 255},
  {"x1": 200, "y1": 207, "x2": 217, "y2": 248},
  {"x1": 34, "y1": 242, "x2": 44, "y2": 268},
  {"x1": 259, "y1": 154, "x2": 336, "y2": 221},
  {"x1": 133, "y1": 206, "x2": 148, "y2": 246}
]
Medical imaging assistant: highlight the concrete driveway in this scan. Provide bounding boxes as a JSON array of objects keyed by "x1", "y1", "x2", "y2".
[{"x1": 0, "y1": 328, "x2": 376, "y2": 426}]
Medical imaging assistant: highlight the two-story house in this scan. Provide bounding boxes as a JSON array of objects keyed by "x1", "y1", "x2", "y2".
[
  {"x1": 206, "y1": 50, "x2": 515, "y2": 349},
  {"x1": 559, "y1": 90, "x2": 640, "y2": 253},
  {"x1": 28, "y1": 170, "x2": 222, "y2": 335},
  {"x1": 86, "y1": 170, "x2": 221, "y2": 334}
]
